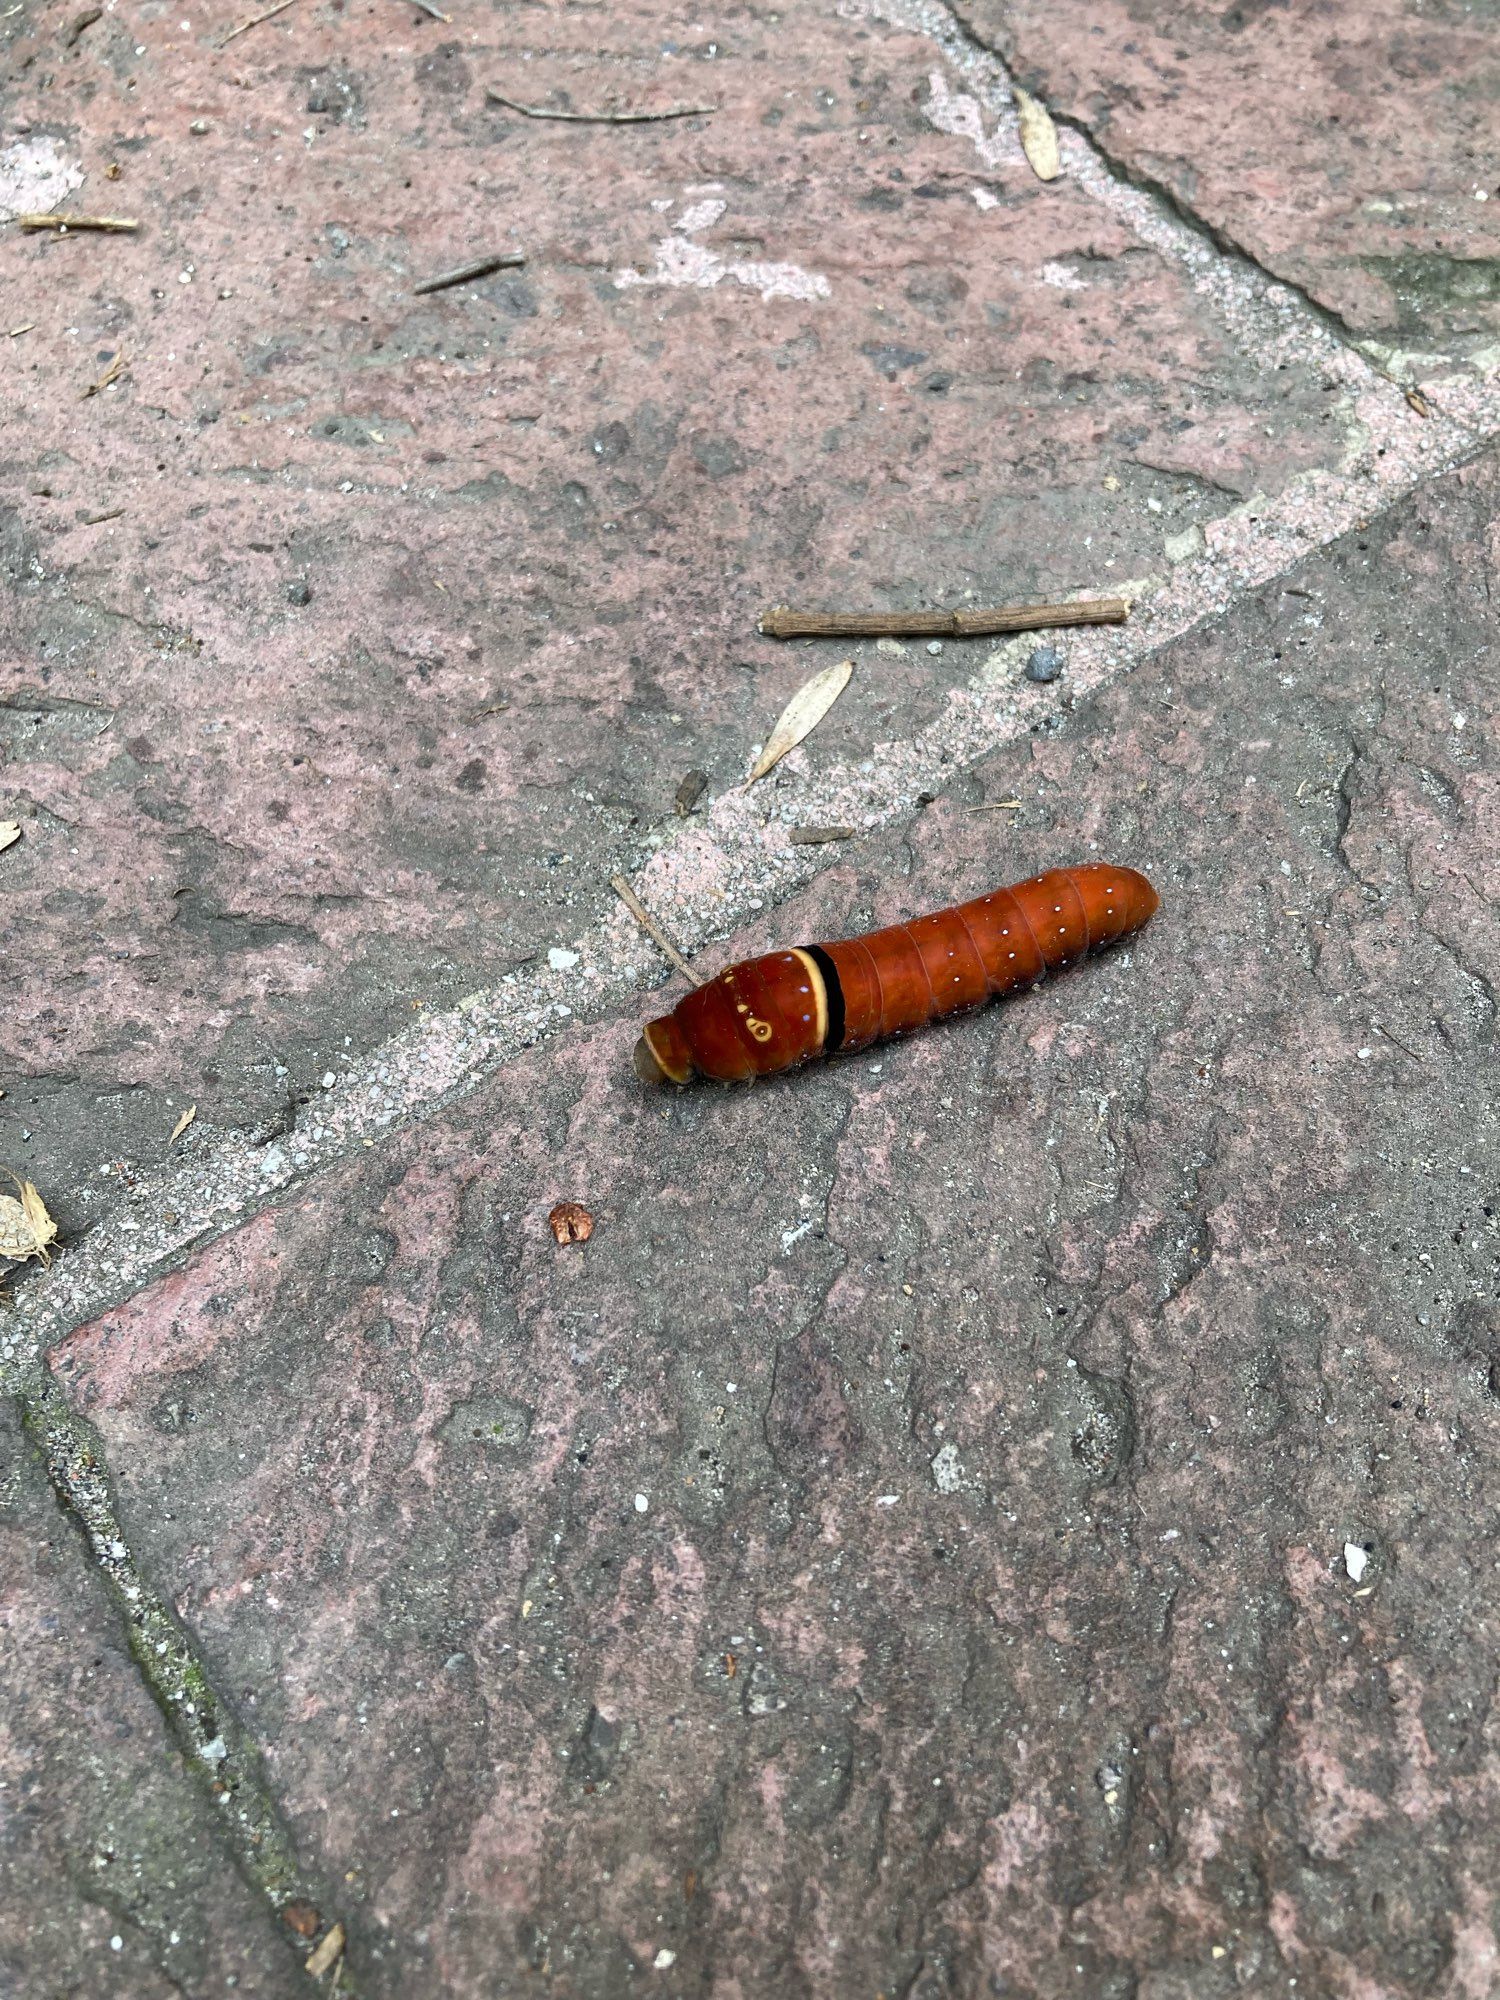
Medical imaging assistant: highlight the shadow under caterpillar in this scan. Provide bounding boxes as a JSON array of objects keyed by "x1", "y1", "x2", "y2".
[{"x1": 635, "y1": 863, "x2": 1159, "y2": 1085}]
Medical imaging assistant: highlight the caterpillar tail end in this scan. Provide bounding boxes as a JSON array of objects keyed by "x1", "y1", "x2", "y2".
[
  {"x1": 1125, "y1": 867, "x2": 1160, "y2": 927},
  {"x1": 634, "y1": 1015, "x2": 695, "y2": 1086}
]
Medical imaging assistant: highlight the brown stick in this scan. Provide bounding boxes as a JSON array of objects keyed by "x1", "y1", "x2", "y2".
[
  {"x1": 610, "y1": 875, "x2": 696, "y2": 984},
  {"x1": 758, "y1": 598, "x2": 1129, "y2": 640},
  {"x1": 15, "y1": 213, "x2": 139, "y2": 233},
  {"x1": 218, "y1": 0, "x2": 299, "y2": 48},
  {"x1": 487, "y1": 89, "x2": 717, "y2": 124},
  {"x1": 412, "y1": 251, "x2": 524, "y2": 295}
]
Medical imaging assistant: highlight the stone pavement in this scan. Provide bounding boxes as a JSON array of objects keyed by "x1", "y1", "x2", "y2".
[{"x1": 1, "y1": 1, "x2": 1498, "y2": 1994}]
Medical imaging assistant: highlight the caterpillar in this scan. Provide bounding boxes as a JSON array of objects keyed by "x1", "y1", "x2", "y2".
[{"x1": 633, "y1": 863, "x2": 1158, "y2": 1085}]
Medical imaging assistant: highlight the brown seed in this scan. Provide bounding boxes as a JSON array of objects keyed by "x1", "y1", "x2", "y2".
[
  {"x1": 548, "y1": 1201, "x2": 594, "y2": 1245},
  {"x1": 282, "y1": 1902, "x2": 320, "y2": 1938},
  {"x1": 724, "y1": 1652, "x2": 737, "y2": 1679}
]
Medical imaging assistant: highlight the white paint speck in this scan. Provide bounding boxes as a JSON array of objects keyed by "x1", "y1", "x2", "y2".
[
  {"x1": 548, "y1": 947, "x2": 579, "y2": 972},
  {"x1": 0, "y1": 135, "x2": 84, "y2": 221},
  {"x1": 676, "y1": 196, "x2": 727, "y2": 234},
  {"x1": 875, "y1": 1493, "x2": 900, "y2": 1507},
  {"x1": 1344, "y1": 1542, "x2": 1369, "y2": 1582},
  {"x1": 931, "y1": 1443, "x2": 965, "y2": 1493},
  {"x1": 1038, "y1": 260, "x2": 1087, "y2": 291},
  {"x1": 653, "y1": 1950, "x2": 677, "y2": 1970},
  {"x1": 615, "y1": 197, "x2": 830, "y2": 303},
  {"x1": 634, "y1": 1492, "x2": 649, "y2": 1514},
  {"x1": 321, "y1": 1071, "x2": 336, "y2": 1089}
]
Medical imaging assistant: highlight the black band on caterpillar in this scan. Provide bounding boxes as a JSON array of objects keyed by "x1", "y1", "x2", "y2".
[{"x1": 804, "y1": 944, "x2": 846, "y2": 1053}]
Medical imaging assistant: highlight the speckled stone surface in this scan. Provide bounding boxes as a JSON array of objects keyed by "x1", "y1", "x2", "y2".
[
  {"x1": 0, "y1": 1396, "x2": 310, "y2": 1997},
  {"x1": 0, "y1": 0, "x2": 1405, "y2": 1216},
  {"x1": 955, "y1": 0, "x2": 1500, "y2": 359},
  {"x1": 44, "y1": 448, "x2": 1500, "y2": 1998}
]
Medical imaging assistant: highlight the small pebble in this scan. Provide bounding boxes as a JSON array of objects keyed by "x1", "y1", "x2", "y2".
[
  {"x1": 1025, "y1": 644, "x2": 1063, "y2": 684},
  {"x1": 189, "y1": 119, "x2": 209, "y2": 135},
  {"x1": 926, "y1": 639, "x2": 943, "y2": 655},
  {"x1": 286, "y1": 578, "x2": 312, "y2": 605}
]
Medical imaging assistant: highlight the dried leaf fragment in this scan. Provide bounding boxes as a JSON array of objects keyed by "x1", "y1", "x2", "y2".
[
  {"x1": 549, "y1": 1201, "x2": 594, "y2": 1245},
  {"x1": 674, "y1": 769, "x2": 708, "y2": 816},
  {"x1": 169, "y1": 1104, "x2": 196, "y2": 1144},
  {"x1": 1013, "y1": 86, "x2": 1061, "y2": 182},
  {"x1": 0, "y1": 1170, "x2": 57, "y2": 1267},
  {"x1": 0, "y1": 822, "x2": 20, "y2": 854},
  {"x1": 747, "y1": 659, "x2": 853, "y2": 785},
  {"x1": 304, "y1": 1921, "x2": 345, "y2": 1979},
  {"x1": 1404, "y1": 387, "x2": 1433, "y2": 418}
]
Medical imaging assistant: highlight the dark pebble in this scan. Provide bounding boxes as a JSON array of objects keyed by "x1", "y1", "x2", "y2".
[
  {"x1": 1025, "y1": 644, "x2": 1063, "y2": 683},
  {"x1": 286, "y1": 579, "x2": 312, "y2": 606}
]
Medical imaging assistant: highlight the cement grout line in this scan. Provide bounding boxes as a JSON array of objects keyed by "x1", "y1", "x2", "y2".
[
  {"x1": 16, "y1": 1374, "x2": 356, "y2": 1986},
  {"x1": 3, "y1": 2, "x2": 1499, "y2": 1378}
]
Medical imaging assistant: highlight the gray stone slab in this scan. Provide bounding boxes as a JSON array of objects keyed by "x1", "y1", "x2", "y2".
[{"x1": 47, "y1": 444, "x2": 1500, "y2": 1995}]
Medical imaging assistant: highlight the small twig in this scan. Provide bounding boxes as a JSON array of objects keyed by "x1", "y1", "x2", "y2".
[
  {"x1": 401, "y1": 0, "x2": 450, "y2": 18},
  {"x1": 15, "y1": 213, "x2": 140, "y2": 233},
  {"x1": 788, "y1": 825, "x2": 855, "y2": 844},
  {"x1": 610, "y1": 874, "x2": 696, "y2": 984},
  {"x1": 80, "y1": 507, "x2": 126, "y2": 525},
  {"x1": 412, "y1": 250, "x2": 524, "y2": 296},
  {"x1": 81, "y1": 351, "x2": 125, "y2": 400},
  {"x1": 760, "y1": 599, "x2": 1128, "y2": 640},
  {"x1": 7, "y1": 323, "x2": 35, "y2": 337},
  {"x1": 218, "y1": 0, "x2": 299, "y2": 48},
  {"x1": 966, "y1": 799, "x2": 1023, "y2": 813},
  {"x1": 487, "y1": 89, "x2": 718, "y2": 124},
  {"x1": 1373, "y1": 1020, "x2": 1426, "y2": 1063}
]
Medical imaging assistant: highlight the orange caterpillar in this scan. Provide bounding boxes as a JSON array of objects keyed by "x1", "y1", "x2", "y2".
[{"x1": 634, "y1": 863, "x2": 1159, "y2": 1085}]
